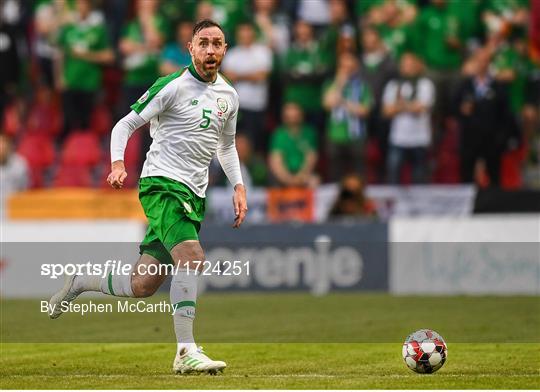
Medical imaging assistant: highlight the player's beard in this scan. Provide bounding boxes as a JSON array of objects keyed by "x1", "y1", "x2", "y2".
[{"x1": 194, "y1": 56, "x2": 221, "y2": 80}]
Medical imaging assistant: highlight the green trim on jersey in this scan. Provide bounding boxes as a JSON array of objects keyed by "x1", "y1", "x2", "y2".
[
  {"x1": 188, "y1": 63, "x2": 207, "y2": 83},
  {"x1": 219, "y1": 72, "x2": 233, "y2": 87},
  {"x1": 130, "y1": 68, "x2": 186, "y2": 114}
]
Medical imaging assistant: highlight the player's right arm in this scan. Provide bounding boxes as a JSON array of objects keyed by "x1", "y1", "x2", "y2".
[
  {"x1": 107, "y1": 111, "x2": 147, "y2": 189},
  {"x1": 107, "y1": 76, "x2": 178, "y2": 189}
]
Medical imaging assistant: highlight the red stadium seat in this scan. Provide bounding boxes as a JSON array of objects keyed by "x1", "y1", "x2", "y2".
[
  {"x1": 26, "y1": 101, "x2": 62, "y2": 137},
  {"x1": 60, "y1": 131, "x2": 102, "y2": 167},
  {"x1": 17, "y1": 134, "x2": 56, "y2": 187},
  {"x1": 52, "y1": 165, "x2": 94, "y2": 187}
]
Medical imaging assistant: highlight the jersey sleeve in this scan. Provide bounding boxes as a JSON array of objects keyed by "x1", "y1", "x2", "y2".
[
  {"x1": 130, "y1": 75, "x2": 178, "y2": 122},
  {"x1": 217, "y1": 91, "x2": 243, "y2": 187},
  {"x1": 222, "y1": 92, "x2": 240, "y2": 136}
]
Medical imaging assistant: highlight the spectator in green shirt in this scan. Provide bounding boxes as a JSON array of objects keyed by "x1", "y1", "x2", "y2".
[
  {"x1": 281, "y1": 20, "x2": 331, "y2": 136},
  {"x1": 492, "y1": 31, "x2": 535, "y2": 115},
  {"x1": 210, "y1": 0, "x2": 250, "y2": 45},
  {"x1": 369, "y1": 0, "x2": 417, "y2": 61},
  {"x1": 412, "y1": 0, "x2": 463, "y2": 131},
  {"x1": 118, "y1": 0, "x2": 167, "y2": 162},
  {"x1": 185, "y1": 0, "x2": 250, "y2": 46},
  {"x1": 319, "y1": 0, "x2": 357, "y2": 71},
  {"x1": 413, "y1": 0, "x2": 462, "y2": 71},
  {"x1": 159, "y1": 0, "x2": 197, "y2": 34},
  {"x1": 269, "y1": 102, "x2": 319, "y2": 187},
  {"x1": 446, "y1": 0, "x2": 483, "y2": 51},
  {"x1": 118, "y1": 0, "x2": 167, "y2": 114},
  {"x1": 56, "y1": 0, "x2": 114, "y2": 139},
  {"x1": 323, "y1": 52, "x2": 373, "y2": 181},
  {"x1": 483, "y1": 0, "x2": 529, "y2": 41}
]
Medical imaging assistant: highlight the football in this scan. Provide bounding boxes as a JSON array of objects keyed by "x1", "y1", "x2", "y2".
[{"x1": 402, "y1": 329, "x2": 448, "y2": 374}]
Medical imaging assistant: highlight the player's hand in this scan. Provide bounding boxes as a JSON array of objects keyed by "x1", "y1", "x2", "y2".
[
  {"x1": 107, "y1": 160, "x2": 127, "y2": 189},
  {"x1": 232, "y1": 184, "x2": 248, "y2": 228}
]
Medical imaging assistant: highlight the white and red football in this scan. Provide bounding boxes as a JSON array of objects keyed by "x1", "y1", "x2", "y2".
[{"x1": 402, "y1": 329, "x2": 447, "y2": 374}]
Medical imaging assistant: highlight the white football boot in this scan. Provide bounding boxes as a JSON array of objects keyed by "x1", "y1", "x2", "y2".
[
  {"x1": 173, "y1": 346, "x2": 227, "y2": 375},
  {"x1": 48, "y1": 274, "x2": 79, "y2": 319}
]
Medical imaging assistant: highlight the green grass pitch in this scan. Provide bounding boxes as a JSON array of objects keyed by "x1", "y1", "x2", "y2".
[{"x1": 1, "y1": 293, "x2": 539, "y2": 389}]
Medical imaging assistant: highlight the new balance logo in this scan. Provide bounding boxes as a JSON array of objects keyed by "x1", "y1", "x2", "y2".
[{"x1": 191, "y1": 99, "x2": 199, "y2": 106}]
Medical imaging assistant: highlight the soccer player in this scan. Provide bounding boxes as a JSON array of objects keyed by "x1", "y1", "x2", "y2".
[{"x1": 49, "y1": 20, "x2": 247, "y2": 375}]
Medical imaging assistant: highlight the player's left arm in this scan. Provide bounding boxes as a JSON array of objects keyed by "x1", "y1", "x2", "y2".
[{"x1": 216, "y1": 101, "x2": 247, "y2": 228}]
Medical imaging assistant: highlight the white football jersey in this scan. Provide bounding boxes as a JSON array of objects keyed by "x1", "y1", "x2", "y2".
[{"x1": 130, "y1": 64, "x2": 240, "y2": 197}]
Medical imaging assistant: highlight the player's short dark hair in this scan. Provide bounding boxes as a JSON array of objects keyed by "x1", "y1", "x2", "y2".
[{"x1": 192, "y1": 19, "x2": 224, "y2": 38}]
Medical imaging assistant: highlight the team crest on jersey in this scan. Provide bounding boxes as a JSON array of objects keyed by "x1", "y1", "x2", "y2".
[
  {"x1": 217, "y1": 97, "x2": 228, "y2": 113},
  {"x1": 137, "y1": 91, "x2": 149, "y2": 104}
]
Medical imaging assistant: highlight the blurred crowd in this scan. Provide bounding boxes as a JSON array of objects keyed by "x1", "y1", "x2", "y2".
[{"x1": 1, "y1": 0, "x2": 540, "y2": 203}]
